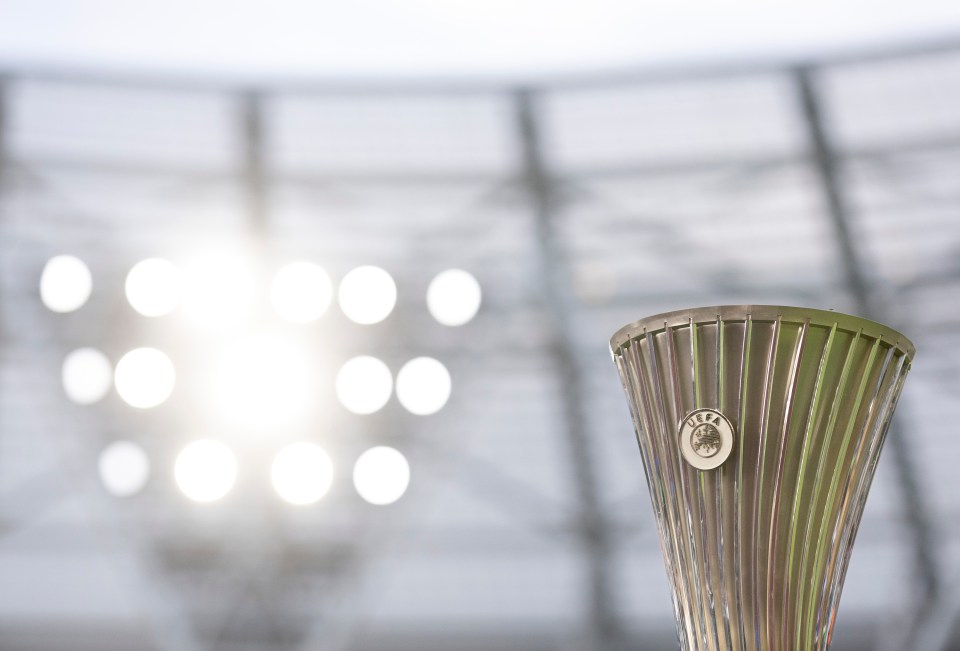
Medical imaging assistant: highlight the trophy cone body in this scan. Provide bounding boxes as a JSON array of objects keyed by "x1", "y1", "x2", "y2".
[{"x1": 611, "y1": 306, "x2": 913, "y2": 651}]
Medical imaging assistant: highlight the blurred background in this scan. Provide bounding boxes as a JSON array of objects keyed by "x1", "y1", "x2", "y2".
[{"x1": 1, "y1": 1, "x2": 960, "y2": 650}]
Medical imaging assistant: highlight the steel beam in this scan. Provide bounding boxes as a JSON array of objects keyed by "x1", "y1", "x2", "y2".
[
  {"x1": 513, "y1": 89, "x2": 623, "y2": 651},
  {"x1": 0, "y1": 79, "x2": 5, "y2": 195},
  {"x1": 242, "y1": 92, "x2": 268, "y2": 240}
]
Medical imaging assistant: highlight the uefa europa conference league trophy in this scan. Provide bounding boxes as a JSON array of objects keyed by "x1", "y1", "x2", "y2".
[{"x1": 610, "y1": 306, "x2": 914, "y2": 651}]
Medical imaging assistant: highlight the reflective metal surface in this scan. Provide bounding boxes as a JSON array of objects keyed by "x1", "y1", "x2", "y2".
[{"x1": 611, "y1": 305, "x2": 914, "y2": 651}]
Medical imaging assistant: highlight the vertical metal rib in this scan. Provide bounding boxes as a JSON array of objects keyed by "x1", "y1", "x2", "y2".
[
  {"x1": 644, "y1": 327, "x2": 698, "y2": 646},
  {"x1": 692, "y1": 320, "x2": 722, "y2": 651},
  {"x1": 667, "y1": 323, "x2": 711, "y2": 650},
  {"x1": 816, "y1": 345, "x2": 900, "y2": 644},
  {"x1": 618, "y1": 347, "x2": 657, "y2": 524},
  {"x1": 734, "y1": 315, "x2": 752, "y2": 651},
  {"x1": 765, "y1": 319, "x2": 808, "y2": 646},
  {"x1": 782, "y1": 323, "x2": 837, "y2": 650},
  {"x1": 824, "y1": 355, "x2": 909, "y2": 637},
  {"x1": 793, "y1": 328, "x2": 862, "y2": 647},
  {"x1": 715, "y1": 316, "x2": 735, "y2": 651},
  {"x1": 623, "y1": 340, "x2": 684, "y2": 630},
  {"x1": 807, "y1": 337, "x2": 881, "y2": 647},
  {"x1": 752, "y1": 315, "x2": 781, "y2": 649}
]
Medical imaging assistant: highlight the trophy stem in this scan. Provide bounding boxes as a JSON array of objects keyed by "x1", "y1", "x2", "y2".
[{"x1": 611, "y1": 306, "x2": 913, "y2": 651}]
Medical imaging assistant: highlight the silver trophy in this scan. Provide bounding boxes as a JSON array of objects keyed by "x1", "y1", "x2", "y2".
[{"x1": 610, "y1": 306, "x2": 914, "y2": 651}]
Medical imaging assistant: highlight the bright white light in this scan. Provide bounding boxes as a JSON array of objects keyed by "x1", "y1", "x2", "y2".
[
  {"x1": 427, "y1": 269, "x2": 482, "y2": 326},
  {"x1": 353, "y1": 446, "x2": 410, "y2": 506},
  {"x1": 270, "y1": 261, "x2": 333, "y2": 323},
  {"x1": 98, "y1": 441, "x2": 150, "y2": 497},
  {"x1": 125, "y1": 258, "x2": 182, "y2": 317},
  {"x1": 336, "y1": 356, "x2": 392, "y2": 415},
  {"x1": 61, "y1": 347, "x2": 112, "y2": 405},
  {"x1": 271, "y1": 442, "x2": 334, "y2": 505},
  {"x1": 338, "y1": 266, "x2": 397, "y2": 325},
  {"x1": 181, "y1": 251, "x2": 256, "y2": 330},
  {"x1": 175, "y1": 439, "x2": 237, "y2": 503},
  {"x1": 396, "y1": 357, "x2": 451, "y2": 415},
  {"x1": 210, "y1": 334, "x2": 314, "y2": 430},
  {"x1": 114, "y1": 348, "x2": 176, "y2": 409},
  {"x1": 40, "y1": 255, "x2": 92, "y2": 313}
]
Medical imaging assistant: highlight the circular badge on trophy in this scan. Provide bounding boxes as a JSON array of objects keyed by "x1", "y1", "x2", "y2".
[{"x1": 678, "y1": 408, "x2": 735, "y2": 470}]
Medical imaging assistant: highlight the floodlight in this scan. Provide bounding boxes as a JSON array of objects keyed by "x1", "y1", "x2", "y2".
[
  {"x1": 62, "y1": 347, "x2": 112, "y2": 405},
  {"x1": 174, "y1": 439, "x2": 237, "y2": 503},
  {"x1": 353, "y1": 446, "x2": 410, "y2": 505},
  {"x1": 125, "y1": 258, "x2": 181, "y2": 317},
  {"x1": 338, "y1": 266, "x2": 396, "y2": 325},
  {"x1": 98, "y1": 441, "x2": 150, "y2": 497},
  {"x1": 426, "y1": 269, "x2": 481, "y2": 326},
  {"x1": 271, "y1": 442, "x2": 334, "y2": 505},
  {"x1": 40, "y1": 255, "x2": 92, "y2": 313},
  {"x1": 181, "y1": 251, "x2": 256, "y2": 330},
  {"x1": 114, "y1": 347, "x2": 175, "y2": 409},
  {"x1": 336, "y1": 356, "x2": 392, "y2": 415},
  {"x1": 270, "y1": 262, "x2": 332, "y2": 323},
  {"x1": 396, "y1": 357, "x2": 450, "y2": 415},
  {"x1": 209, "y1": 334, "x2": 314, "y2": 430}
]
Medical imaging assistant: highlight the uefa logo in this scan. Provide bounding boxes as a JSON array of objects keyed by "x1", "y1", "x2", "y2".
[{"x1": 678, "y1": 408, "x2": 735, "y2": 470}]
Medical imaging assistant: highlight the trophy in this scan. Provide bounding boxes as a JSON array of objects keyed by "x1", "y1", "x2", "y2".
[{"x1": 610, "y1": 306, "x2": 914, "y2": 651}]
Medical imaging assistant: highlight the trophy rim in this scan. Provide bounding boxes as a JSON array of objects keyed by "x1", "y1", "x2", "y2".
[{"x1": 610, "y1": 304, "x2": 915, "y2": 360}]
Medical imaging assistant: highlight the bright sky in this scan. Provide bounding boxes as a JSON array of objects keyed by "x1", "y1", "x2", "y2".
[{"x1": 0, "y1": 0, "x2": 958, "y2": 80}]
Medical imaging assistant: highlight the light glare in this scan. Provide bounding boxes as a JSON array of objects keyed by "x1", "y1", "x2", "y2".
[
  {"x1": 426, "y1": 269, "x2": 482, "y2": 326},
  {"x1": 271, "y1": 442, "x2": 334, "y2": 505},
  {"x1": 353, "y1": 446, "x2": 410, "y2": 505},
  {"x1": 40, "y1": 255, "x2": 92, "y2": 313},
  {"x1": 62, "y1": 347, "x2": 112, "y2": 405},
  {"x1": 175, "y1": 439, "x2": 237, "y2": 503},
  {"x1": 336, "y1": 356, "x2": 392, "y2": 415},
  {"x1": 396, "y1": 357, "x2": 451, "y2": 415},
  {"x1": 338, "y1": 266, "x2": 397, "y2": 325},
  {"x1": 114, "y1": 348, "x2": 176, "y2": 409},
  {"x1": 210, "y1": 334, "x2": 314, "y2": 430},
  {"x1": 270, "y1": 262, "x2": 333, "y2": 323},
  {"x1": 98, "y1": 441, "x2": 150, "y2": 497},
  {"x1": 181, "y1": 251, "x2": 256, "y2": 330},
  {"x1": 125, "y1": 258, "x2": 182, "y2": 317}
]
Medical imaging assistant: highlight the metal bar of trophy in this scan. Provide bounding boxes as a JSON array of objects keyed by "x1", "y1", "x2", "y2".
[{"x1": 610, "y1": 306, "x2": 914, "y2": 651}]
